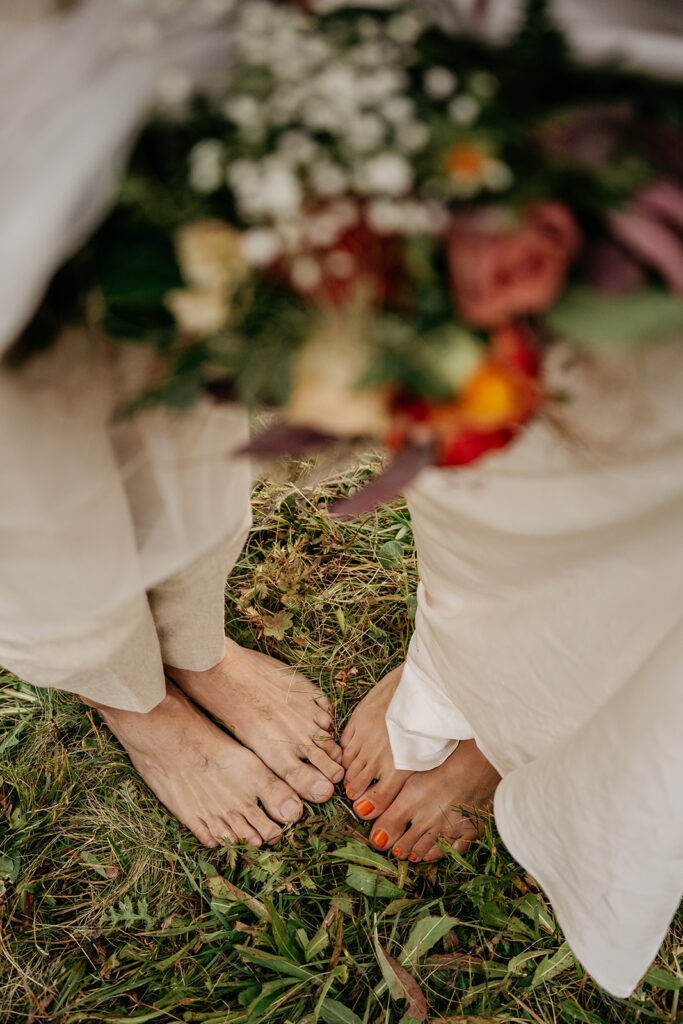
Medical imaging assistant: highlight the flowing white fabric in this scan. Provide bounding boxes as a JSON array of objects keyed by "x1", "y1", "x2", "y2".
[{"x1": 386, "y1": 339, "x2": 683, "y2": 996}]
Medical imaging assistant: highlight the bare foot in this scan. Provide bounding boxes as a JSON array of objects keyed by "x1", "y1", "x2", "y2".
[
  {"x1": 86, "y1": 681, "x2": 303, "y2": 848},
  {"x1": 341, "y1": 666, "x2": 500, "y2": 862},
  {"x1": 167, "y1": 639, "x2": 344, "y2": 805},
  {"x1": 340, "y1": 666, "x2": 414, "y2": 808}
]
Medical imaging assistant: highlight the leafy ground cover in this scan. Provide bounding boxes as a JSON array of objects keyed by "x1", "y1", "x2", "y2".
[{"x1": 0, "y1": 458, "x2": 681, "y2": 1023}]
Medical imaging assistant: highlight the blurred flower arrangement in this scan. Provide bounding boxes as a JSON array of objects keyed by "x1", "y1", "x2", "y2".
[{"x1": 17, "y1": 0, "x2": 683, "y2": 507}]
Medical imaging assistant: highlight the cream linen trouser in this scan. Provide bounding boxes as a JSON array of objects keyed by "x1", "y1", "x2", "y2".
[{"x1": 0, "y1": 330, "x2": 252, "y2": 711}]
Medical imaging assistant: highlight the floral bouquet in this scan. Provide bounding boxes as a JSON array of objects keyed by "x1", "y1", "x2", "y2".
[{"x1": 19, "y1": 0, "x2": 683, "y2": 510}]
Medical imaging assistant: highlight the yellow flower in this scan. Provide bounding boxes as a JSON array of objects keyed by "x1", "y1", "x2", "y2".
[
  {"x1": 175, "y1": 218, "x2": 248, "y2": 291},
  {"x1": 166, "y1": 219, "x2": 248, "y2": 336},
  {"x1": 285, "y1": 312, "x2": 391, "y2": 438},
  {"x1": 165, "y1": 287, "x2": 231, "y2": 336}
]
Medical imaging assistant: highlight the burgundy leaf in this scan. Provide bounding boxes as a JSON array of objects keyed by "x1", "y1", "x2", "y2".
[
  {"x1": 237, "y1": 422, "x2": 336, "y2": 458},
  {"x1": 637, "y1": 180, "x2": 683, "y2": 233},
  {"x1": 607, "y1": 209, "x2": 683, "y2": 293},
  {"x1": 584, "y1": 238, "x2": 646, "y2": 294},
  {"x1": 329, "y1": 442, "x2": 436, "y2": 519}
]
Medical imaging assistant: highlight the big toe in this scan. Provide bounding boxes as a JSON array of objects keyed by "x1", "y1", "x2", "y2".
[
  {"x1": 257, "y1": 773, "x2": 303, "y2": 824},
  {"x1": 283, "y1": 759, "x2": 335, "y2": 803},
  {"x1": 351, "y1": 768, "x2": 410, "y2": 821},
  {"x1": 364, "y1": 794, "x2": 413, "y2": 854}
]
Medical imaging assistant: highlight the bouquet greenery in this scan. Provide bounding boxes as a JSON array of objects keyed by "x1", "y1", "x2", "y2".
[{"x1": 15, "y1": 0, "x2": 683, "y2": 503}]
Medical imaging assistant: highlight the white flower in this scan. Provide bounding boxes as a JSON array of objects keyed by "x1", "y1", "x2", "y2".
[
  {"x1": 226, "y1": 158, "x2": 258, "y2": 189},
  {"x1": 223, "y1": 94, "x2": 261, "y2": 126},
  {"x1": 360, "y1": 68, "x2": 407, "y2": 104},
  {"x1": 356, "y1": 153, "x2": 413, "y2": 196},
  {"x1": 382, "y1": 95, "x2": 415, "y2": 124},
  {"x1": 278, "y1": 131, "x2": 318, "y2": 165},
  {"x1": 309, "y1": 162, "x2": 348, "y2": 199},
  {"x1": 387, "y1": 10, "x2": 424, "y2": 45},
  {"x1": 345, "y1": 114, "x2": 386, "y2": 153},
  {"x1": 259, "y1": 163, "x2": 303, "y2": 217},
  {"x1": 483, "y1": 159, "x2": 514, "y2": 192},
  {"x1": 156, "y1": 69, "x2": 193, "y2": 113},
  {"x1": 242, "y1": 228, "x2": 283, "y2": 267},
  {"x1": 357, "y1": 15, "x2": 381, "y2": 39},
  {"x1": 423, "y1": 67, "x2": 458, "y2": 100},
  {"x1": 395, "y1": 121, "x2": 430, "y2": 154},
  {"x1": 448, "y1": 94, "x2": 481, "y2": 126},
  {"x1": 367, "y1": 198, "x2": 404, "y2": 234},
  {"x1": 302, "y1": 98, "x2": 343, "y2": 132},
  {"x1": 290, "y1": 256, "x2": 322, "y2": 292},
  {"x1": 305, "y1": 211, "x2": 344, "y2": 249},
  {"x1": 188, "y1": 139, "x2": 225, "y2": 194}
]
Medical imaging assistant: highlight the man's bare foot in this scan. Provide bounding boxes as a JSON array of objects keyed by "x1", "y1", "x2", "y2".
[
  {"x1": 341, "y1": 667, "x2": 501, "y2": 862},
  {"x1": 167, "y1": 639, "x2": 344, "y2": 805},
  {"x1": 86, "y1": 681, "x2": 304, "y2": 848}
]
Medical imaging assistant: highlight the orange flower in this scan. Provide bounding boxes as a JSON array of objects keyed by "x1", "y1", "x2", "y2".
[
  {"x1": 445, "y1": 142, "x2": 489, "y2": 182},
  {"x1": 459, "y1": 364, "x2": 521, "y2": 430}
]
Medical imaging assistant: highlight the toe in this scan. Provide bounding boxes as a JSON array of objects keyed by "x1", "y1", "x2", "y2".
[
  {"x1": 257, "y1": 774, "x2": 303, "y2": 825},
  {"x1": 344, "y1": 759, "x2": 375, "y2": 798},
  {"x1": 366, "y1": 800, "x2": 413, "y2": 854},
  {"x1": 315, "y1": 693, "x2": 333, "y2": 717},
  {"x1": 284, "y1": 761, "x2": 335, "y2": 803},
  {"x1": 352, "y1": 770, "x2": 409, "y2": 820},
  {"x1": 409, "y1": 831, "x2": 439, "y2": 863},
  {"x1": 245, "y1": 806, "x2": 283, "y2": 846},
  {"x1": 314, "y1": 707, "x2": 334, "y2": 732},
  {"x1": 340, "y1": 720, "x2": 355, "y2": 750},
  {"x1": 212, "y1": 820, "x2": 239, "y2": 846},
  {"x1": 423, "y1": 843, "x2": 444, "y2": 863},
  {"x1": 305, "y1": 741, "x2": 345, "y2": 784},
  {"x1": 225, "y1": 812, "x2": 263, "y2": 847},
  {"x1": 389, "y1": 824, "x2": 424, "y2": 862},
  {"x1": 193, "y1": 817, "x2": 219, "y2": 848},
  {"x1": 341, "y1": 739, "x2": 361, "y2": 772}
]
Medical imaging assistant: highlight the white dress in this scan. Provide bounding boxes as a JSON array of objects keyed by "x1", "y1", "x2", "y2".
[{"x1": 387, "y1": 342, "x2": 683, "y2": 997}]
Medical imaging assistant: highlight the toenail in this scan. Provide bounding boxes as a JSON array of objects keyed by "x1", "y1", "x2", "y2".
[
  {"x1": 408, "y1": 853, "x2": 418, "y2": 862},
  {"x1": 392, "y1": 848, "x2": 403, "y2": 857},
  {"x1": 425, "y1": 857, "x2": 431, "y2": 862},
  {"x1": 346, "y1": 788, "x2": 355, "y2": 799},
  {"x1": 281, "y1": 799, "x2": 301, "y2": 820},
  {"x1": 354, "y1": 799, "x2": 374, "y2": 816},
  {"x1": 372, "y1": 829, "x2": 389, "y2": 849},
  {"x1": 333, "y1": 768, "x2": 345, "y2": 783},
  {"x1": 311, "y1": 780, "x2": 333, "y2": 799}
]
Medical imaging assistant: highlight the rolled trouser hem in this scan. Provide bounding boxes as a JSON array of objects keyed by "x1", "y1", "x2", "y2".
[{"x1": 0, "y1": 592, "x2": 167, "y2": 713}]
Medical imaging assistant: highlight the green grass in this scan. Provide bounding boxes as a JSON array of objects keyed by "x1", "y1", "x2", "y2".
[{"x1": 0, "y1": 457, "x2": 681, "y2": 1023}]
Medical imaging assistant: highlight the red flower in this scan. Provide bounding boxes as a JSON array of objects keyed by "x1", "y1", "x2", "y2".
[{"x1": 448, "y1": 202, "x2": 581, "y2": 328}]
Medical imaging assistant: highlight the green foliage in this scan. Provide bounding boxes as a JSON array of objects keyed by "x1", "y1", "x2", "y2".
[{"x1": 0, "y1": 461, "x2": 681, "y2": 1021}]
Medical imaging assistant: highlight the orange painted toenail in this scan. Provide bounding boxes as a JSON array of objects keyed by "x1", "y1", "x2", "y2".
[
  {"x1": 409, "y1": 853, "x2": 418, "y2": 862},
  {"x1": 392, "y1": 848, "x2": 403, "y2": 857},
  {"x1": 425, "y1": 857, "x2": 432, "y2": 862},
  {"x1": 346, "y1": 789, "x2": 355, "y2": 799},
  {"x1": 372, "y1": 829, "x2": 389, "y2": 849},
  {"x1": 354, "y1": 799, "x2": 374, "y2": 816}
]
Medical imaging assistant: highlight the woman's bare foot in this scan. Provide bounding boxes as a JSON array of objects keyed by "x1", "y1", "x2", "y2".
[
  {"x1": 86, "y1": 681, "x2": 303, "y2": 848},
  {"x1": 341, "y1": 667, "x2": 501, "y2": 862},
  {"x1": 167, "y1": 639, "x2": 344, "y2": 805},
  {"x1": 340, "y1": 666, "x2": 414, "y2": 808}
]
